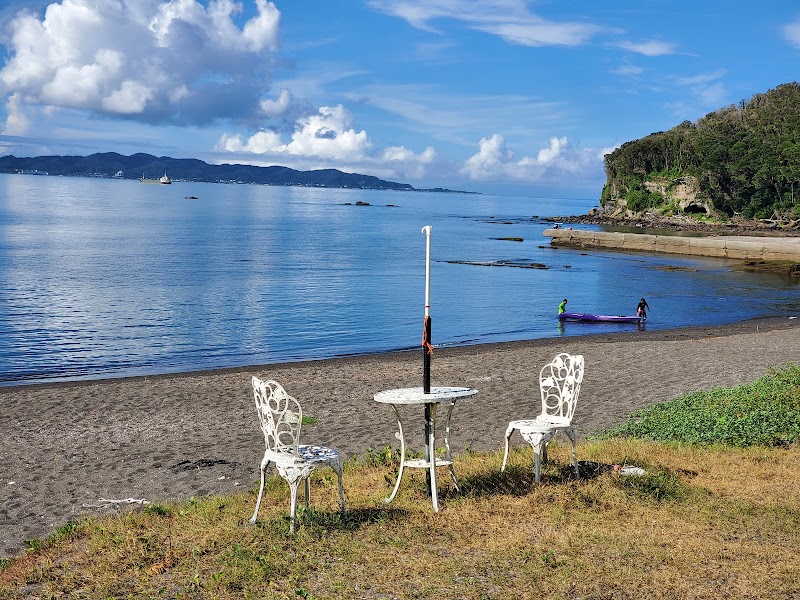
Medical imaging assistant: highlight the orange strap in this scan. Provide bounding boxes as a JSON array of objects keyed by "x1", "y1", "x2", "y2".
[{"x1": 422, "y1": 317, "x2": 434, "y2": 355}]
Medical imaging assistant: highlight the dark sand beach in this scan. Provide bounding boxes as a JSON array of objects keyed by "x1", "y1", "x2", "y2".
[{"x1": 2, "y1": 317, "x2": 799, "y2": 557}]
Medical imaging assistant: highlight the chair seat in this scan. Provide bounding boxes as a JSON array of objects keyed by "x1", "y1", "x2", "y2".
[
  {"x1": 509, "y1": 417, "x2": 572, "y2": 432},
  {"x1": 265, "y1": 444, "x2": 340, "y2": 466},
  {"x1": 298, "y1": 444, "x2": 340, "y2": 462}
]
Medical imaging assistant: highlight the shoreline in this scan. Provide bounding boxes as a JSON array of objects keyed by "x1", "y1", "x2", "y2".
[
  {"x1": 0, "y1": 314, "x2": 795, "y2": 392},
  {"x1": 2, "y1": 316, "x2": 799, "y2": 557}
]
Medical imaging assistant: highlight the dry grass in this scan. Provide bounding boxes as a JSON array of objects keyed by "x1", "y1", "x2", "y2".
[{"x1": 2, "y1": 440, "x2": 799, "y2": 599}]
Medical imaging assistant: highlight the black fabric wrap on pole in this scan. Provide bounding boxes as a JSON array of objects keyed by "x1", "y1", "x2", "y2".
[{"x1": 423, "y1": 315, "x2": 431, "y2": 393}]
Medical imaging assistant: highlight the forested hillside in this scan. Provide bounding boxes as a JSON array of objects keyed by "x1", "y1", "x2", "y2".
[
  {"x1": 0, "y1": 152, "x2": 423, "y2": 191},
  {"x1": 601, "y1": 82, "x2": 800, "y2": 220}
]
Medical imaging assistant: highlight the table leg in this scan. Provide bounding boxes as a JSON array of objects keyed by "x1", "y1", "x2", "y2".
[
  {"x1": 425, "y1": 402, "x2": 440, "y2": 512},
  {"x1": 385, "y1": 404, "x2": 406, "y2": 504},
  {"x1": 443, "y1": 399, "x2": 461, "y2": 493}
]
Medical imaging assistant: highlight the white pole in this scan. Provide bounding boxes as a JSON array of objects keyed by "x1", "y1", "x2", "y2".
[{"x1": 421, "y1": 226, "x2": 432, "y2": 317}]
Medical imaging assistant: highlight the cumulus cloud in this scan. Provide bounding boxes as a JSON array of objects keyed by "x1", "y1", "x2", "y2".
[
  {"x1": 218, "y1": 112, "x2": 605, "y2": 185},
  {"x1": 461, "y1": 134, "x2": 604, "y2": 182},
  {"x1": 3, "y1": 92, "x2": 30, "y2": 135},
  {"x1": 216, "y1": 103, "x2": 437, "y2": 180},
  {"x1": 260, "y1": 89, "x2": 293, "y2": 118},
  {"x1": 782, "y1": 21, "x2": 800, "y2": 48},
  {"x1": 0, "y1": 0, "x2": 281, "y2": 132},
  {"x1": 367, "y1": 0, "x2": 604, "y2": 46}
]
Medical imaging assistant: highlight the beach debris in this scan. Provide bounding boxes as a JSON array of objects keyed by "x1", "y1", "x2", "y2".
[
  {"x1": 613, "y1": 464, "x2": 646, "y2": 476},
  {"x1": 169, "y1": 458, "x2": 237, "y2": 472},
  {"x1": 7, "y1": 481, "x2": 14, "y2": 485},
  {"x1": 82, "y1": 497, "x2": 151, "y2": 509}
]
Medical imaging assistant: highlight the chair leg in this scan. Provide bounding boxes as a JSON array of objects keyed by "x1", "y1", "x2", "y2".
[
  {"x1": 448, "y1": 463, "x2": 461, "y2": 493},
  {"x1": 288, "y1": 479, "x2": 300, "y2": 533},
  {"x1": 529, "y1": 433, "x2": 550, "y2": 484},
  {"x1": 249, "y1": 458, "x2": 270, "y2": 524},
  {"x1": 333, "y1": 460, "x2": 346, "y2": 513},
  {"x1": 501, "y1": 424, "x2": 515, "y2": 471},
  {"x1": 565, "y1": 427, "x2": 579, "y2": 478},
  {"x1": 520, "y1": 431, "x2": 553, "y2": 484}
]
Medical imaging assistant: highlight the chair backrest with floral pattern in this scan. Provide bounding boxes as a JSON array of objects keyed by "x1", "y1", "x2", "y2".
[
  {"x1": 539, "y1": 353, "x2": 584, "y2": 422},
  {"x1": 252, "y1": 376, "x2": 303, "y2": 456}
]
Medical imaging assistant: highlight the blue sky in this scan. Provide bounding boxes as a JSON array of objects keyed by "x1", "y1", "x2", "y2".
[{"x1": 0, "y1": 1, "x2": 799, "y2": 197}]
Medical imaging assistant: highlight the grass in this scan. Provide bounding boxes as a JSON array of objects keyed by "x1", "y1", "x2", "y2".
[{"x1": 2, "y1": 368, "x2": 800, "y2": 599}]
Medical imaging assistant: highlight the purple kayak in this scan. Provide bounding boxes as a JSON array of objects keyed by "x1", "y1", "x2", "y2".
[{"x1": 559, "y1": 312, "x2": 642, "y2": 323}]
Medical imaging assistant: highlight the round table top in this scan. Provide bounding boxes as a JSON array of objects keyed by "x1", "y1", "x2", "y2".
[{"x1": 373, "y1": 386, "x2": 478, "y2": 405}]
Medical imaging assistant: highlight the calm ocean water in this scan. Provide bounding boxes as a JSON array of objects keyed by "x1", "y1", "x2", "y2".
[{"x1": 1, "y1": 173, "x2": 799, "y2": 385}]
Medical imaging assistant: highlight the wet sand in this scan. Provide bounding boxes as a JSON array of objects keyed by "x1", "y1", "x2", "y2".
[{"x1": 2, "y1": 316, "x2": 799, "y2": 557}]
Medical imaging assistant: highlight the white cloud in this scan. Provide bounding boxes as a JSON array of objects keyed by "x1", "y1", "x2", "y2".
[
  {"x1": 367, "y1": 0, "x2": 604, "y2": 47},
  {"x1": 217, "y1": 129, "x2": 283, "y2": 153},
  {"x1": 476, "y1": 20, "x2": 600, "y2": 47},
  {"x1": 0, "y1": 0, "x2": 282, "y2": 130},
  {"x1": 283, "y1": 105, "x2": 371, "y2": 160},
  {"x1": 612, "y1": 64, "x2": 643, "y2": 77},
  {"x1": 673, "y1": 70, "x2": 726, "y2": 87},
  {"x1": 671, "y1": 70, "x2": 728, "y2": 111},
  {"x1": 260, "y1": 89, "x2": 292, "y2": 118},
  {"x1": 461, "y1": 134, "x2": 603, "y2": 182},
  {"x1": 216, "y1": 104, "x2": 371, "y2": 160},
  {"x1": 461, "y1": 133, "x2": 513, "y2": 175},
  {"x1": 379, "y1": 145, "x2": 436, "y2": 179},
  {"x1": 242, "y1": 0, "x2": 281, "y2": 52},
  {"x1": 783, "y1": 21, "x2": 800, "y2": 47},
  {"x1": 215, "y1": 104, "x2": 438, "y2": 181},
  {"x1": 102, "y1": 80, "x2": 155, "y2": 114},
  {"x1": 694, "y1": 82, "x2": 727, "y2": 107},
  {"x1": 3, "y1": 93, "x2": 30, "y2": 135},
  {"x1": 613, "y1": 40, "x2": 678, "y2": 56}
]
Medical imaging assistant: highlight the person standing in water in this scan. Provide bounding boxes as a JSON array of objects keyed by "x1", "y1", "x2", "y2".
[
  {"x1": 637, "y1": 297, "x2": 650, "y2": 319},
  {"x1": 558, "y1": 298, "x2": 568, "y2": 314}
]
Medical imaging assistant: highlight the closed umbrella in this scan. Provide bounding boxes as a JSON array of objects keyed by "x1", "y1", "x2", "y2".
[
  {"x1": 421, "y1": 225, "x2": 433, "y2": 393},
  {"x1": 421, "y1": 225, "x2": 434, "y2": 496}
]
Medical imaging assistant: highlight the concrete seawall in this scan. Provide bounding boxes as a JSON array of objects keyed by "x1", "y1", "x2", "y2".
[{"x1": 544, "y1": 229, "x2": 800, "y2": 262}]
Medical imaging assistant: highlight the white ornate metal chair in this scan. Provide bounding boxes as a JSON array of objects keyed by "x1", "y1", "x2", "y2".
[
  {"x1": 249, "y1": 376, "x2": 345, "y2": 531},
  {"x1": 501, "y1": 353, "x2": 585, "y2": 483}
]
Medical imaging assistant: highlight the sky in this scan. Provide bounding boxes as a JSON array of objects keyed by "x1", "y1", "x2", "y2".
[{"x1": 0, "y1": 1, "x2": 799, "y2": 198}]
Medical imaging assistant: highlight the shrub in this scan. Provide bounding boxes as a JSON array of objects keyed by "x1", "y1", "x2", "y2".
[{"x1": 596, "y1": 365, "x2": 800, "y2": 447}]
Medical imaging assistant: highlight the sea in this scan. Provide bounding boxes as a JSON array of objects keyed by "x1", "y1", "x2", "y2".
[{"x1": 1, "y1": 173, "x2": 799, "y2": 386}]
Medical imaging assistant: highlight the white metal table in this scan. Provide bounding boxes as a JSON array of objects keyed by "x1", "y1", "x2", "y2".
[{"x1": 373, "y1": 386, "x2": 478, "y2": 512}]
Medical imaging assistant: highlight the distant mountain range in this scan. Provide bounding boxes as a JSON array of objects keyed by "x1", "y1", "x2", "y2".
[{"x1": 0, "y1": 152, "x2": 475, "y2": 194}]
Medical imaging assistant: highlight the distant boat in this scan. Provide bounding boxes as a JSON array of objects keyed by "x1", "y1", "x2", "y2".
[
  {"x1": 140, "y1": 172, "x2": 171, "y2": 184},
  {"x1": 559, "y1": 312, "x2": 642, "y2": 323}
]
